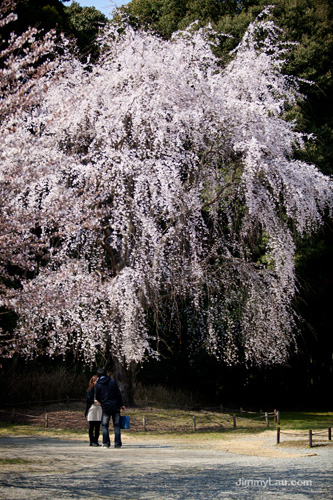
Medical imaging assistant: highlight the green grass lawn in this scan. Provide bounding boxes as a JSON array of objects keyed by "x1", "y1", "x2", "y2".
[{"x1": 278, "y1": 411, "x2": 333, "y2": 430}]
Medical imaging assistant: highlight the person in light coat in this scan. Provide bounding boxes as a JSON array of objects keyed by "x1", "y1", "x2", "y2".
[{"x1": 85, "y1": 374, "x2": 102, "y2": 447}]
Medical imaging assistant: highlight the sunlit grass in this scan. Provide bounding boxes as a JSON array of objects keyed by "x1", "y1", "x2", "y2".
[
  {"x1": 0, "y1": 421, "x2": 86, "y2": 438},
  {"x1": 278, "y1": 412, "x2": 333, "y2": 430},
  {"x1": 0, "y1": 458, "x2": 37, "y2": 465}
]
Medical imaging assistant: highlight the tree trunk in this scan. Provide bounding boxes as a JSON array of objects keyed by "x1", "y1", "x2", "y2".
[{"x1": 111, "y1": 357, "x2": 137, "y2": 407}]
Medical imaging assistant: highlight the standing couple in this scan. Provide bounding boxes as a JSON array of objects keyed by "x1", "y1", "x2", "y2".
[{"x1": 85, "y1": 368, "x2": 125, "y2": 448}]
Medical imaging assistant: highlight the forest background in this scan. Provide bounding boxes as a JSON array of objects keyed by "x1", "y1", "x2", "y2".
[{"x1": 0, "y1": 0, "x2": 332, "y2": 410}]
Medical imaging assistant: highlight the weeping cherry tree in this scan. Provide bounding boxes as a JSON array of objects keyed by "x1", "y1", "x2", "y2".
[{"x1": 1, "y1": 7, "x2": 332, "y2": 400}]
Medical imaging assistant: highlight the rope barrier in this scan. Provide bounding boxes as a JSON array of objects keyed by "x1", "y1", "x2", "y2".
[
  {"x1": 12, "y1": 411, "x2": 41, "y2": 419},
  {"x1": 279, "y1": 431, "x2": 307, "y2": 436},
  {"x1": 2, "y1": 398, "x2": 276, "y2": 426},
  {"x1": 279, "y1": 429, "x2": 331, "y2": 437},
  {"x1": 4, "y1": 407, "x2": 278, "y2": 434},
  {"x1": 277, "y1": 427, "x2": 332, "y2": 447}
]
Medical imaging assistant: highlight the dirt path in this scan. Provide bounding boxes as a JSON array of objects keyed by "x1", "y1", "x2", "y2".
[{"x1": 0, "y1": 431, "x2": 332, "y2": 499}]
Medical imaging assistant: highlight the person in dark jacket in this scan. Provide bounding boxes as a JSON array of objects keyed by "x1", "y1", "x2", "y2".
[
  {"x1": 85, "y1": 374, "x2": 102, "y2": 447},
  {"x1": 95, "y1": 367, "x2": 125, "y2": 448}
]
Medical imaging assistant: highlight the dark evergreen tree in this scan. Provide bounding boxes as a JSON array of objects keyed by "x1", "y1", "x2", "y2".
[{"x1": 64, "y1": 1, "x2": 108, "y2": 60}]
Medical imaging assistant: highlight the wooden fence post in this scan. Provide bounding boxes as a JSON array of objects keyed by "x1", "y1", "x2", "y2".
[
  {"x1": 45, "y1": 414, "x2": 48, "y2": 428},
  {"x1": 276, "y1": 427, "x2": 280, "y2": 444},
  {"x1": 328, "y1": 428, "x2": 331, "y2": 441},
  {"x1": 233, "y1": 414, "x2": 236, "y2": 429},
  {"x1": 143, "y1": 417, "x2": 146, "y2": 432},
  {"x1": 309, "y1": 430, "x2": 313, "y2": 448},
  {"x1": 193, "y1": 416, "x2": 196, "y2": 432},
  {"x1": 265, "y1": 412, "x2": 269, "y2": 428}
]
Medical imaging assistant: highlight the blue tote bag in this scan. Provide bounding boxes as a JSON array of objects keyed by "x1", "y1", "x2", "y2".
[{"x1": 120, "y1": 415, "x2": 130, "y2": 429}]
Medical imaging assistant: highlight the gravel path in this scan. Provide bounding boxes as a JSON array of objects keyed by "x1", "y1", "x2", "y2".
[{"x1": 0, "y1": 432, "x2": 332, "y2": 499}]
